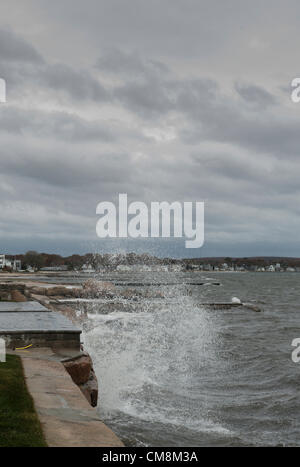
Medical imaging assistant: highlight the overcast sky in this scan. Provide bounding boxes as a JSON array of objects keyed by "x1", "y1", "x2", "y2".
[{"x1": 0, "y1": 0, "x2": 300, "y2": 258}]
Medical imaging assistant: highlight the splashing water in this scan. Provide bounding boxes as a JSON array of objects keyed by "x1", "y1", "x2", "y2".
[{"x1": 82, "y1": 277, "x2": 231, "y2": 446}]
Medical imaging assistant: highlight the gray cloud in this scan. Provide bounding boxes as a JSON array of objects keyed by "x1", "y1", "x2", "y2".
[
  {"x1": 235, "y1": 83, "x2": 277, "y2": 108},
  {"x1": 0, "y1": 2, "x2": 300, "y2": 257},
  {"x1": 97, "y1": 48, "x2": 169, "y2": 78},
  {"x1": 39, "y1": 63, "x2": 110, "y2": 102},
  {"x1": 0, "y1": 107, "x2": 118, "y2": 142},
  {"x1": 0, "y1": 28, "x2": 43, "y2": 63}
]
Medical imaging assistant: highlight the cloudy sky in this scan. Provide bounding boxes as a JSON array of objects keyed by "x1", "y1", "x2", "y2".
[{"x1": 0, "y1": 0, "x2": 300, "y2": 258}]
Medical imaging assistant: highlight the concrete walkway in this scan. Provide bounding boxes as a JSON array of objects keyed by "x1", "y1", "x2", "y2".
[{"x1": 20, "y1": 350, "x2": 124, "y2": 447}]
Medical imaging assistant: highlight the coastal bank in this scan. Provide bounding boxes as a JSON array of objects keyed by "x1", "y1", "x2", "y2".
[{"x1": 0, "y1": 280, "x2": 124, "y2": 447}]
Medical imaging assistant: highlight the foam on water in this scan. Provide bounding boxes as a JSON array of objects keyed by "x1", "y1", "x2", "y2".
[{"x1": 82, "y1": 283, "x2": 230, "y2": 444}]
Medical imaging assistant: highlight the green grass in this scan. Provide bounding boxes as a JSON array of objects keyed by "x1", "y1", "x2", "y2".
[{"x1": 0, "y1": 355, "x2": 47, "y2": 447}]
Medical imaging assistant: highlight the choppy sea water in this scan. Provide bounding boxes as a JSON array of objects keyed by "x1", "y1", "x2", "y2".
[{"x1": 78, "y1": 272, "x2": 299, "y2": 446}]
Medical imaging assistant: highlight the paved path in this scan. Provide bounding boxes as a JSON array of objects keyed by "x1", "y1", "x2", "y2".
[{"x1": 20, "y1": 350, "x2": 124, "y2": 447}]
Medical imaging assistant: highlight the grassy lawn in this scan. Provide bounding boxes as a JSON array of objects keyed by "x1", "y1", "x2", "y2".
[{"x1": 0, "y1": 354, "x2": 47, "y2": 447}]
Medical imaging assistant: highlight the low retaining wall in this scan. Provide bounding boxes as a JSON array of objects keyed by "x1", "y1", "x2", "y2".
[{"x1": 1, "y1": 331, "x2": 81, "y2": 350}]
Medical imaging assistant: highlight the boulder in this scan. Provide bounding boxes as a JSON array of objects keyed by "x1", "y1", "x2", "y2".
[
  {"x1": 0, "y1": 291, "x2": 11, "y2": 300},
  {"x1": 79, "y1": 369, "x2": 98, "y2": 407},
  {"x1": 71, "y1": 287, "x2": 83, "y2": 298},
  {"x1": 46, "y1": 286, "x2": 71, "y2": 297},
  {"x1": 11, "y1": 290, "x2": 27, "y2": 302},
  {"x1": 63, "y1": 353, "x2": 92, "y2": 385},
  {"x1": 28, "y1": 286, "x2": 48, "y2": 296},
  {"x1": 82, "y1": 280, "x2": 115, "y2": 297},
  {"x1": 0, "y1": 283, "x2": 26, "y2": 300},
  {"x1": 120, "y1": 289, "x2": 141, "y2": 300},
  {"x1": 144, "y1": 290, "x2": 165, "y2": 299}
]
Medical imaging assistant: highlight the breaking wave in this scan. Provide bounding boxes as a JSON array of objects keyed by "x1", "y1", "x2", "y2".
[{"x1": 82, "y1": 279, "x2": 231, "y2": 445}]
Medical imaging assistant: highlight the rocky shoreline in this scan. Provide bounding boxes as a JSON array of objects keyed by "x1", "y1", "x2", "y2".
[{"x1": 62, "y1": 352, "x2": 99, "y2": 407}]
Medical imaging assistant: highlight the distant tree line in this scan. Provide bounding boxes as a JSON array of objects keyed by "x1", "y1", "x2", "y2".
[
  {"x1": 6, "y1": 251, "x2": 181, "y2": 271},
  {"x1": 5, "y1": 252, "x2": 300, "y2": 272}
]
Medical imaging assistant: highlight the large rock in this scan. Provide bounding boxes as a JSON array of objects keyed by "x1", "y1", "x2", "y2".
[
  {"x1": 82, "y1": 280, "x2": 115, "y2": 298},
  {"x1": 71, "y1": 287, "x2": 83, "y2": 298},
  {"x1": 143, "y1": 290, "x2": 165, "y2": 299},
  {"x1": 120, "y1": 289, "x2": 141, "y2": 300},
  {"x1": 79, "y1": 369, "x2": 98, "y2": 407},
  {"x1": 0, "y1": 283, "x2": 26, "y2": 301},
  {"x1": 63, "y1": 353, "x2": 92, "y2": 385},
  {"x1": 0, "y1": 291, "x2": 11, "y2": 300},
  {"x1": 11, "y1": 290, "x2": 27, "y2": 302},
  {"x1": 46, "y1": 286, "x2": 72, "y2": 297},
  {"x1": 28, "y1": 286, "x2": 48, "y2": 296}
]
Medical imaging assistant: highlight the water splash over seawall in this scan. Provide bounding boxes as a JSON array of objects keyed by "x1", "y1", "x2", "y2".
[{"x1": 82, "y1": 281, "x2": 230, "y2": 446}]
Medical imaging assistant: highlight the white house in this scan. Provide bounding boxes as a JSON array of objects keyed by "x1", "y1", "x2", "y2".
[
  {"x1": 0, "y1": 255, "x2": 21, "y2": 271},
  {"x1": 116, "y1": 264, "x2": 131, "y2": 272},
  {"x1": 0, "y1": 255, "x2": 5, "y2": 269},
  {"x1": 13, "y1": 260, "x2": 22, "y2": 271}
]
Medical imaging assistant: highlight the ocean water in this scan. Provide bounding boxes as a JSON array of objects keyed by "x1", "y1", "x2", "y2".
[{"x1": 80, "y1": 272, "x2": 300, "y2": 447}]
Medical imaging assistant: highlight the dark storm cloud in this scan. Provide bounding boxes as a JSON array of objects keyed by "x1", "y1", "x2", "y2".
[
  {"x1": 38, "y1": 63, "x2": 110, "y2": 102},
  {"x1": 0, "y1": 28, "x2": 109, "y2": 103},
  {"x1": 1, "y1": 0, "x2": 300, "y2": 256},
  {"x1": 235, "y1": 83, "x2": 277, "y2": 108},
  {"x1": 0, "y1": 60, "x2": 110, "y2": 104},
  {"x1": 0, "y1": 107, "x2": 118, "y2": 142},
  {"x1": 0, "y1": 28, "x2": 43, "y2": 63},
  {"x1": 114, "y1": 80, "x2": 174, "y2": 118},
  {"x1": 175, "y1": 81, "x2": 300, "y2": 159},
  {"x1": 0, "y1": 138, "x2": 134, "y2": 189}
]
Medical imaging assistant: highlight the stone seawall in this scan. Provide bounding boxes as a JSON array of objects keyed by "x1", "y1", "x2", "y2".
[{"x1": 2, "y1": 331, "x2": 81, "y2": 351}]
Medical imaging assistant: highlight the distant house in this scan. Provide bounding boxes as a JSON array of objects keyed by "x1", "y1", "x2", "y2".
[
  {"x1": 137, "y1": 265, "x2": 152, "y2": 272},
  {"x1": 169, "y1": 264, "x2": 183, "y2": 272},
  {"x1": 13, "y1": 260, "x2": 22, "y2": 271},
  {"x1": 116, "y1": 264, "x2": 131, "y2": 272},
  {"x1": 40, "y1": 266, "x2": 68, "y2": 272},
  {"x1": 186, "y1": 264, "x2": 200, "y2": 271},
  {"x1": 0, "y1": 255, "x2": 5, "y2": 269},
  {"x1": 81, "y1": 264, "x2": 95, "y2": 272},
  {"x1": 0, "y1": 255, "x2": 21, "y2": 271}
]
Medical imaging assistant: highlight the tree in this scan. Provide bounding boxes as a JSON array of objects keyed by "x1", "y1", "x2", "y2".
[
  {"x1": 23, "y1": 251, "x2": 45, "y2": 270},
  {"x1": 65, "y1": 254, "x2": 85, "y2": 271}
]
